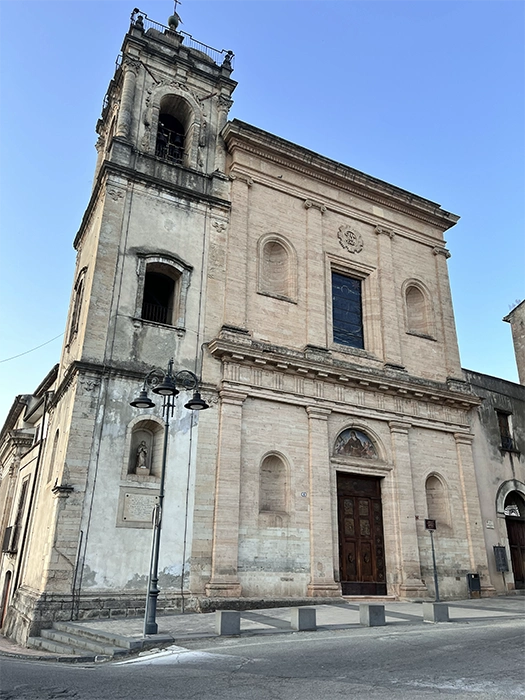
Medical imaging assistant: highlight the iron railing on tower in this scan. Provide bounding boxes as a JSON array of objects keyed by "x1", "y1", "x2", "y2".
[{"x1": 130, "y1": 9, "x2": 234, "y2": 68}]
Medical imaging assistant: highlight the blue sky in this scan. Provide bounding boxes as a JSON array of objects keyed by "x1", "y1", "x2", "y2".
[{"x1": 0, "y1": 0, "x2": 523, "y2": 425}]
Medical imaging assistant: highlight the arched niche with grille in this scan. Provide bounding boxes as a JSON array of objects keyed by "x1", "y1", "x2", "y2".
[
  {"x1": 259, "y1": 453, "x2": 288, "y2": 514},
  {"x1": 403, "y1": 280, "x2": 434, "y2": 338},
  {"x1": 257, "y1": 234, "x2": 297, "y2": 303},
  {"x1": 127, "y1": 419, "x2": 164, "y2": 479},
  {"x1": 135, "y1": 254, "x2": 191, "y2": 328},
  {"x1": 155, "y1": 94, "x2": 193, "y2": 167},
  {"x1": 425, "y1": 474, "x2": 451, "y2": 529}
]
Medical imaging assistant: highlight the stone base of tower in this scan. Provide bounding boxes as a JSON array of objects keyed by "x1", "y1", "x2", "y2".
[{"x1": 1, "y1": 586, "x2": 200, "y2": 647}]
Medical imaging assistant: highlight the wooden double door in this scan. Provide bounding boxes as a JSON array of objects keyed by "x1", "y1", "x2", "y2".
[
  {"x1": 337, "y1": 473, "x2": 387, "y2": 596},
  {"x1": 506, "y1": 517, "x2": 525, "y2": 589}
]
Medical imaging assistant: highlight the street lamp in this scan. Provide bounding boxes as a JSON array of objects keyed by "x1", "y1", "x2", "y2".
[{"x1": 130, "y1": 359, "x2": 209, "y2": 635}]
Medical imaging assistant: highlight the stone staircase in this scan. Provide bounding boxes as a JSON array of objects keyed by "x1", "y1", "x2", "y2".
[{"x1": 28, "y1": 621, "x2": 144, "y2": 660}]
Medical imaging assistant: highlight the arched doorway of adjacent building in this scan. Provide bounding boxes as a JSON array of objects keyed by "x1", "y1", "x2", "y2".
[
  {"x1": 0, "y1": 571, "x2": 12, "y2": 628},
  {"x1": 336, "y1": 472, "x2": 387, "y2": 595},
  {"x1": 504, "y1": 492, "x2": 525, "y2": 589}
]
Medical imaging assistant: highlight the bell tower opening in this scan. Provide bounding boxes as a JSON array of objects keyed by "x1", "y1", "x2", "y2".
[{"x1": 155, "y1": 95, "x2": 192, "y2": 165}]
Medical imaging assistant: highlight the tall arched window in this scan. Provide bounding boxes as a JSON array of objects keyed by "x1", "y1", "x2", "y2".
[
  {"x1": 257, "y1": 234, "x2": 297, "y2": 302},
  {"x1": 259, "y1": 454, "x2": 287, "y2": 513},
  {"x1": 155, "y1": 95, "x2": 191, "y2": 165},
  {"x1": 425, "y1": 474, "x2": 451, "y2": 528},
  {"x1": 68, "y1": 268, "x2": 87, "y2": 343}
]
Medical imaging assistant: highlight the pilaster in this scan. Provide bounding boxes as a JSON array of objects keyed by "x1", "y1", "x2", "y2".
[
  {"x1": 116, "y1": 57, "x2": 140, "y2": 141},
  {"x1": 433, "y1": 247, "x2": 463, "y2": 380},
  {"x1": 375, "y1": 227, "x2": 404, "y2": 368},
  {"x1": 223, "y1": 175, "x2": 252, "y2": 331},
  {"x1": 389, "y1": 420, "x2": 427, "y2": 597},
  {"x1": 453, "y1": 432, "x2": 495, "y2": 593},
  {"x1": 206, "y1": 390, "x2": 247, "y2": 597},
  {"x1": 306, "y1": 406, "x2": 340, "y2": 596},
  {"x1": 305, "y1": 200, "x2": 328, "y2": 349}
]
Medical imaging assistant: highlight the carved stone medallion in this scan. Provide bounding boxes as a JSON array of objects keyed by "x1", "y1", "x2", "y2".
[{"x1": 338, "y1": 225, "x2": 363, "y2": 254}]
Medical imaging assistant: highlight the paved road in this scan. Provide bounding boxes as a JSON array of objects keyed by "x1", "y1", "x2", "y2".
[{"x1": 1, "y1": 614, "x2": 524, "y2": 699}]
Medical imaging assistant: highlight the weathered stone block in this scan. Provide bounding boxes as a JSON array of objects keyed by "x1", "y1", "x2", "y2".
[
  {"x1": 423, "y1": 602, "x2": 449, "y2": 623},
  {"x1": 216, "y1": 610, "x2": 240, "y2": 635},
  {"x1": 291, "y1": 606, "x2": 316, "y2": 631},
  {"x1": 359, "y1": 604, "x2": 385, "y2": 627}
]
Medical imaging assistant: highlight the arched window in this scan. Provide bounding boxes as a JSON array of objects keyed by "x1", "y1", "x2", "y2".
[
  {"x1": 141, "y1": 263, "x2": 180, "y2": 326},
  {"x1": 47, "y1": 430, "x2": 59, "y2": 483},
  {"x1": 257, "y1": 235, "x2": 296, "y2": 302},
  {"x1": 259, "y1": 454, "x2": 287, "y2": 513},
  {"x1": 425, "y1": 475, "x2": 451, "y2": 528},
  {"x1": 136, "y1": 255, "x2": 191, "y2": 328},
  {"x1": 128, "y1": 420, "x2": 163, "y2": 477},
  {"x1": 155, "y1": 95, "x2": 191, "y2": 165},
  {"x1": 68, "y1": 268, "x2": 87, "y2": 343}
]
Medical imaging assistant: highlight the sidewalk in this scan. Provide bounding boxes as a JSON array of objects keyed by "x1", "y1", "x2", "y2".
[
  {"x1": 74, "y1": 596, "x2": 525, "y2": 640},
  {"x1": 1, "y1": 596, "x2": 524, "y2": 662}
]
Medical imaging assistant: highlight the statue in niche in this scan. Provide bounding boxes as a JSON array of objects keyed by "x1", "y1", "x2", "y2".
[
  {"x1": 135, "y1": 440, "x2": 150, "y2": 474},
  {"x1": 334, "y1": 429, "x2": 377, "y2": 459}
]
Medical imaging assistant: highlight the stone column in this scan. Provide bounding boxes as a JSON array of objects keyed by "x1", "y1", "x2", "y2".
[
  {"x1": 306, "y1": 406, "x2": 340, "y2": 596},
  {"x1": 223, "y1": 175, "x2": 251, "y2": 331},
  {"x1": 205, "y1": 390, "x2": 246, "y2": 597},
  {"x1": 375, "y1": 227, "x2": 404, "y2": 368},
  {"x1": 304, "y1": 200, "x2": 328, "y2": 350},
  {"x1": 389, "y1": 421, "x2": 427, "y2": 597},
  {"x1": 454, "y1": 432, "x2": 494, "y2": 592},
  {"x1": 433, "y1": 247, "x2": 463, "y2": 380},
  {"x1": 116, "y1": 58, "x2": 140, "y2": 141}
]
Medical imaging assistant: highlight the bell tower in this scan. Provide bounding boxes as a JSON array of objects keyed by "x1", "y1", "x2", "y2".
[
  {"x1": 14, "y1": 9, "x2": 238, "y2": 637},
  {"x1": 61, "y1": 8, "x2": 236, "y2": 379}
]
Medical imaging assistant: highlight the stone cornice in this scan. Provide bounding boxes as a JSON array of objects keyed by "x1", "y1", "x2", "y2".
[
  {"x1": 207, "y1": 335, "x2": 480, "y2": 412},
  {"x1": 222, "y1": 120, "x2": 459, "y2": 232}
]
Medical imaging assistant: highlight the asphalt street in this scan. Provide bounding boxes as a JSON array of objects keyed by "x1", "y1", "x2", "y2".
[{"x1": 1, "y1": 614, "x2": 524, "y2": 699}]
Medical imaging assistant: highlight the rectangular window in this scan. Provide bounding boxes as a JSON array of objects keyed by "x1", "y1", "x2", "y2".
[
  {"x1": 332, "y1": 272, "x2": 364, "y2": 349},
  {"x1": 496, "y1": 411, "x2": 514, "y2": 451}
]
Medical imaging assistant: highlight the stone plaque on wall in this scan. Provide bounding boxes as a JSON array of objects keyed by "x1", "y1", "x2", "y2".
[{"x1": 117, "y1": 487, "x2": 159, "y2": 528}]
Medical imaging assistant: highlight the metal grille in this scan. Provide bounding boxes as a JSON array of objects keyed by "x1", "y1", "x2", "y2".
[{"x1": 142, "y1": 302, "x2": 169, "y2": 325}]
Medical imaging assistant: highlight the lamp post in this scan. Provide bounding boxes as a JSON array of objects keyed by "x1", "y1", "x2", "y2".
[{"x1": 130, "y1": 359, "x2": 209, "y2": 635}]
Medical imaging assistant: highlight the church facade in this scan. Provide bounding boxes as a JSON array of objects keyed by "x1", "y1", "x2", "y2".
[{"x1": 3, "y1": 9, "x2": 523, "y2": 646}]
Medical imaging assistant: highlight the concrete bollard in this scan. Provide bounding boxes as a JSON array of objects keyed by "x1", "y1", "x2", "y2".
[
  {"x1": 359, "y1": 604, "x2": 386, "y2": 627},
  {"x1": 291, "y1": 606, "x2": 317, "y2": 631},
  {"x1": 215, "y1": 610, "x2": 241, "y2": 636},
  {"x1": 423, "y1": 602, "x2": 449, "y2": 623}
]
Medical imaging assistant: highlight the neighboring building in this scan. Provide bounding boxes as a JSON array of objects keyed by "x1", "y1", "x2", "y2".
[
  {"x1": 465, "y1": 371, "x2": 525, "y2": 593},
  {"x1": 464, "y1": 302, "x2": 525, "y2": 594},
  {"x1": 0, "y1": 10, "x2": 503, "y2": 646},
  {"x1": 0, "y1": 367, "x2": 58, "y2": 629}
]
